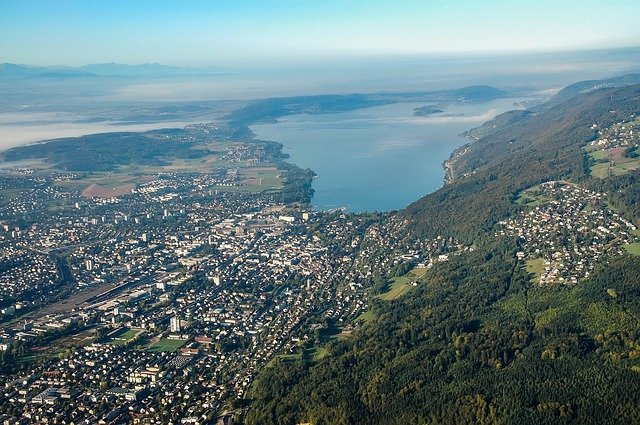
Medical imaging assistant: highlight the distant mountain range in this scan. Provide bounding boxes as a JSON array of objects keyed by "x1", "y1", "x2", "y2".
[{"x1": 0, "y1": 62, "x2": 226, "y2": 78}]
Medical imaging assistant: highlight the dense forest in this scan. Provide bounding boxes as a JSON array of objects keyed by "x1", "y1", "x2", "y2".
[
  {"x1": 247, "y1": 82, "x2": 640, "y2": 424},
  {"x1": 404, "y1": 84, "x2": 640, "y2": 241}
]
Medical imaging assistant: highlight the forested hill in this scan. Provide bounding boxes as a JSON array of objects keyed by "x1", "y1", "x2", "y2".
[
  {"x1": 247, "y1": 80, "x2": 640, "y2": 424},
  {"x1": 545, "y1": 73, "x2": 640, "y2": 106},
  {"x1": 403, "y1": 83, "x2": 640, "y2": 241}
]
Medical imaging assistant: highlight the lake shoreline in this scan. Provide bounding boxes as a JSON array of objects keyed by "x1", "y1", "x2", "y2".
[{"x1": 251, "y1": 98, "x2": 531, "y2": 212}]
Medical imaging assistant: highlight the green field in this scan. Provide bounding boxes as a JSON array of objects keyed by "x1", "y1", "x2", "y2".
[
  {"x1": 515, "y1": 185, "x2": 554, "y2": 206},
  {"x1": 266, "y1": 352, "x2": 302, "y2": 368},
  {"x1": 107, "y1": 328, "x2": 141, "y2": 345},
  {"x1": 146, "y1": 338, "x2": 187, "y2": 352},
  {"x1": 590, "y1": 162, "x2": 610, "y2": 179},
  {"x1": 588, "y1": 148, "x2": 640, "y2": 179},
  {"x1": 624, "y1": 243, "x2": 640, "y2": 256},
  {"x1": 589, "y1": 149, "x2": 609, "y2": 160},
  {"x1": 47, "y1": 140, "x2": 284, "y2": 196},
  {"x1": 525, "y1": 258, "x2": 545, "y2": 283},
  {"x1": 378, "y1": 267, "x2": 427, "y2": 301},
  {"x1": 266, "y1": 346, "x2": 330, "y2": 368},
  {"x1": 310, "y1": 347, "x2": 329, "y2": 361},
  {"x1": 356, "y1": 310, "x2": 375, "y2": 323},
  {"x1": 210, "y1": 184, "x2": 279, "y2": 194}
]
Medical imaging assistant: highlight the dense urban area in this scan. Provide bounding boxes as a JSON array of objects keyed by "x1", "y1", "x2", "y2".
[
  {"x1": 0, "y1": 121, "x2": 461, "y2": 423},
  {"x1": 0, "y1": 81, "x2": 639, "y2": 424}
]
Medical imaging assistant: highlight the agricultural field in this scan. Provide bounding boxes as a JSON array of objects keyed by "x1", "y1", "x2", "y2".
[
  {"x1": 515, "y1": 184, "x2": 555, "y2": 206},
  {"x1": 51, "y1": 151, "x2": 283, "y2": 198},
  {"x1": 587, "y1": 146, "x2": 640, "y2": 179}
]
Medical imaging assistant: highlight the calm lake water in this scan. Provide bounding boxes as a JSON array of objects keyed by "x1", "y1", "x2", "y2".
[{"x1": 251, "y1": 99, "x2": 529, "y2": 212}]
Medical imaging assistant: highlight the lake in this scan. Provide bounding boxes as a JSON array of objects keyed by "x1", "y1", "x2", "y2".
[{"x1": 251, "y1": 98, "x2": 530, "y2": 212}]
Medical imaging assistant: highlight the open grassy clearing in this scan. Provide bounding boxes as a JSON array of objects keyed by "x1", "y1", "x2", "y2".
[
  {"x1": 588, "y1": 147, "x2": 640, "y2": 179},
  {"x1": 590, "y1": 162, "x2": 610, "y2": 179},
  {"x1": 146, "y1": 338, "x2": 187, "y2": 352},
  {"x1": 240, "y1": 167, "x2": 282, "y2": 190},
  {"x1": 55, "y1": 170, "x2": 146, "y2": 196},
  {"x1": 589, "y1": 149, "x2": 610, "y2": 160},
  {"x1": 525, "y1": 258, "x2": 545, "y2": 283},
  {"x1": 356, "y1": 310, "x2": 375, "y2": 323},
  {"x1": 378, "y1": 267, "x2": 427, "y2": 301},
  {"x1": 311, "y1": 347, "x2": 329, "y2": 361},
  {"x1": 515, "y1": 185, "x2": 555, "y2": 206},
  {"x1": 107, "y1": 327, "x2": 142, "y2": 345},
  {"x1": 624, "y1": 243, "x2": 640, "y2": 256}
]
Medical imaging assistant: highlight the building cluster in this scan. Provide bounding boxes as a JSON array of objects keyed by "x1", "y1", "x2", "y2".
[
  {"x1": 0, "y1": 121, "x2": 477, "y2": 422},
  {"x1": 0, "y1": 152, "x2": 417, "y2": 423},
  {"x1": 0, "y1": 247, "x2": 60, "y2": 306},
  {"x1": 589, "y1": 116, "x2": 639, "y2": 149},
  {"x1": 498, "y1": 181, "x2": 638, "y2": 285}
]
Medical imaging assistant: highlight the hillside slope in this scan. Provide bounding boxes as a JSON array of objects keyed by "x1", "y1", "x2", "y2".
[
  {"x1": 247, "y1": 81, "x2": 640, "y2": 425},
  {"x1": 404, "y1": 84, "x2": 640, "y2": 240}
]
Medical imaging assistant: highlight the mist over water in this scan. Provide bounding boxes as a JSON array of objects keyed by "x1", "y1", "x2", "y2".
[
  {"x1": 0, "y1": 48, "x2": 637, "y2": 185},
  {"x1": 0, "y1": 119, "x2": 205, "y2": 151}
]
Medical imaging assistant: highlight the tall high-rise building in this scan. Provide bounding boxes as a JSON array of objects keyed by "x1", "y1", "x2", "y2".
[{"x1": 170, "y1": 316, "x2": 181, "y2": 333}]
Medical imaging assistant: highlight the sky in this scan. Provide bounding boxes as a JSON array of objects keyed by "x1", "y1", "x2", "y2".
[{"x1": 0, "y1": 0, "x2": 639, "y2": 67}]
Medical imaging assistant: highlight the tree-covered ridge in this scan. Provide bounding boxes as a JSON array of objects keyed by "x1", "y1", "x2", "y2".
[
  {"x1": 2, "y1": 130, "x2": 207, "y2": 172},
  {"x1": 404, "y1": 84, "x2": 640, "y2": 241},
  {"x1": 247, "y1": 82, "x2": 640, "y2": 424},
  {"x1": 248, "y1": 241, "x2": 640, "y2": 424}
]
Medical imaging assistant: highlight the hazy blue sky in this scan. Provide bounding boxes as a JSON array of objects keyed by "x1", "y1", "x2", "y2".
[{"x1": 1, "y1": 0, "x2": 638, "y2": 66}]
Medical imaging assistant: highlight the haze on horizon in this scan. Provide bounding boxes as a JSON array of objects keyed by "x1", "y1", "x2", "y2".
[{"x1": 1, "y1": 0, "x2": 638, "y2": 68}]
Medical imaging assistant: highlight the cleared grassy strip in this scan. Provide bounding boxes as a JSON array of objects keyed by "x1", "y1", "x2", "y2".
[
  {"x1": 378, "y1": 267, "x2": 427, "y2": 301},
  {"x1": 624, "y1": 243, "x2": 640, "y2": 256},
  {"x1": 590, "y1": 162, "x2": 609, "y2": 179},
  {"x1": 378, "y1": 276, "x2": 413, "y2": 301},
  {"x1": 356, "y1": 310, "x2": 375, "y2": 323},
  {"x1": 525, "y1": 258, "x2": 545, "y2": 283},
  {"x1": 610, "y1": 158, "x2": 640, "y2": 175}
]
